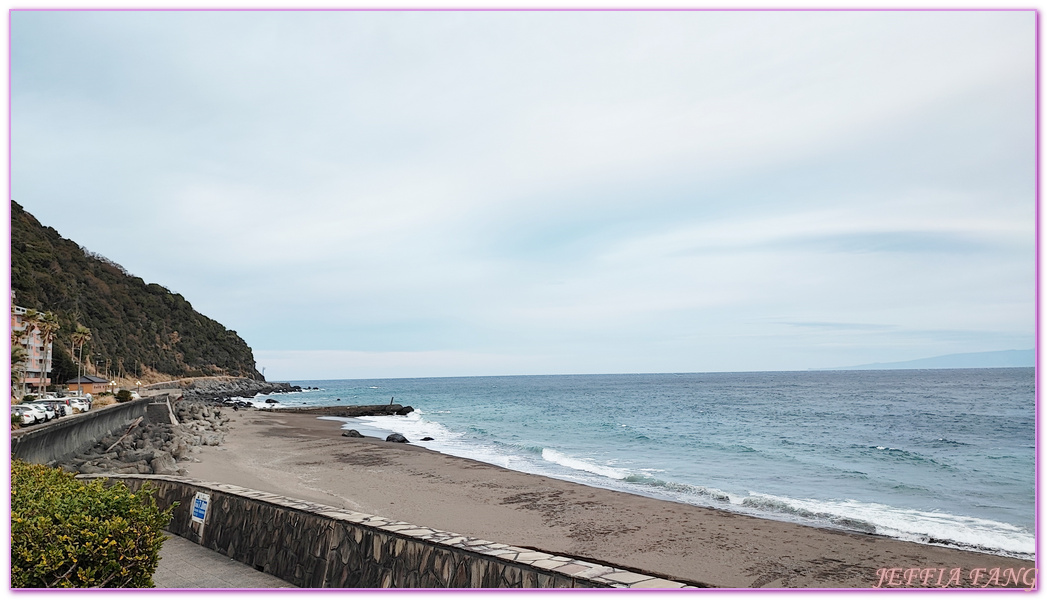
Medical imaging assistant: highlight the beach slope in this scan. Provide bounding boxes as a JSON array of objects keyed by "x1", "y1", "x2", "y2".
[{"x1": 182, "y1": 410, "x2": 1033, "y2": 588}]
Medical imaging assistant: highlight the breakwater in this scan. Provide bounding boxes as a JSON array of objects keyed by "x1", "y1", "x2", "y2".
[
  {"x1": 268, "y1": 404, "x2": 413, "y2": 418},
  {"x1": 81, "y1": 474, "x2": 694, "y2": 589}
]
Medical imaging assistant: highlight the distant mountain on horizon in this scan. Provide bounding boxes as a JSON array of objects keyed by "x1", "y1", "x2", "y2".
[{"x1": 821, "y1": 349, "x2": 1035, "y2": 371}]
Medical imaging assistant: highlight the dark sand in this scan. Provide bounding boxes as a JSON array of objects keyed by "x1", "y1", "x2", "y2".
[{"x1": 182, "y1": 409, "x2": 1035, "y2": 588}]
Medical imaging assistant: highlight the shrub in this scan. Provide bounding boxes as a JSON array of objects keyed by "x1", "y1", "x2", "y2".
[
  {"x1": 23, "y1": 394, "x2": 37, "y2": 402},
  {"x1": 11, "y1": 460, "x2": 174, "y2": 588},
  {"x1": 115, "y1": 390, "x2": 133, "y2": 403},
  {"x1": 93, "y1": 397, "x2": 115, "y2": 408},
  {"x1": 12, "y1": 413, "x2": 22, "y2": 429}
]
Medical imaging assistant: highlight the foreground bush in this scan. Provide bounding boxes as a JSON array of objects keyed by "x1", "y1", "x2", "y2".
[
  {"x1": 115, "y1": 390, "x2": 133, "y2": 403},
  {"x1": 11, "y1": 460, "x2": 174, "y2": 588}
]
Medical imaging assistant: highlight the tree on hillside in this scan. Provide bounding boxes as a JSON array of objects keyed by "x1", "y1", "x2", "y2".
[
  {"x1": 71, "y1": 325, "x2": 91, "y2": 395},
  {"x1": 37, "y1": 312, "x2": 60, "y2": 394}
]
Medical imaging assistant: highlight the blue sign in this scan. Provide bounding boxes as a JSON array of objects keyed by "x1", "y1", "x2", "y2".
[{"x1": 191, "y1": 492, "x2": 209, "y2": 523}]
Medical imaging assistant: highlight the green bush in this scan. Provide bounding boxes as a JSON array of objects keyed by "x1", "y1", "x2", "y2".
[
  {"x1": 11, "y1": 460, "x2": 174, "y2": 588},
  {"x1": 22, "y1": 394, "x2": 37, "y2": 402},
  {"x1": 115, "y1": 390, "x2": 133, "y2": 403}
]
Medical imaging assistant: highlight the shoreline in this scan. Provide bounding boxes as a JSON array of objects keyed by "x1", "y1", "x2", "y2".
[{"x1": 181, "y1": 409, "x2": 1034, "y2": 588}]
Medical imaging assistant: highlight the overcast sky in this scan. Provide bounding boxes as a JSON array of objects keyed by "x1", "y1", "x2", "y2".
[{"x1": 11, "y1": 10, "x2": 1035, "y2": 380}]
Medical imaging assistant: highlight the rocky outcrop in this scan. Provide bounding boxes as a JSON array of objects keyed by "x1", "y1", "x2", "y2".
[
  {"x1": 386, "y1": 433, "x2": 409, "y2": 443},
  {"x1": 56, "y1": 400, "x2": 231, "y2": 476},
  {"x1": 342, "y1": 430, "x2": 365, "y2": 438},
  {"x1": 150, "y1": 376, "x2": 302, "y2": 403}
]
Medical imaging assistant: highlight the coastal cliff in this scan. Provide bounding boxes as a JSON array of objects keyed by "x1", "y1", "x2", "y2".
[{"x1": 11, "y1": 200, "x2": 262, "y2": 382}]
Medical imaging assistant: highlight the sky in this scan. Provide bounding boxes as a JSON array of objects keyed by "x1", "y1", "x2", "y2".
[{"x1": 9, "y1": 9, "x2": 1037, "y2": 380}]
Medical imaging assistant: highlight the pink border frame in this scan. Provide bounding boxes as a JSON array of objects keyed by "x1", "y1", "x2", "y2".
[{"x1": 4, "y1": 7, "x2": 1042, "y2": 590}]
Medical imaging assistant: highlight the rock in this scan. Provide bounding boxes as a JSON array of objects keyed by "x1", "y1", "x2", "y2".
[
  {"x1": 123, "y1": 449, "x2": 155, "y2": 463},
  {"x1": 421, "y1": 437, "x2": 434, "y2": 441},
  {"x1": 150, "y1": 451, "x2": 178, "y2": 475},
  {"x1": 265, "y1": 398, "x2": 277, "y2": 404},
  {"x1": 171, "y1": 440, "x2": 189, "y2": 460},
  {"x1": 341, "y1": 430, "x2": 364, "y2": 438},
  {"x1": 386, "y1": 433, "x2": 409, "y2": 443},
  {"x1": 395, "y1": 406, "x2": 414, "y2": 416}
]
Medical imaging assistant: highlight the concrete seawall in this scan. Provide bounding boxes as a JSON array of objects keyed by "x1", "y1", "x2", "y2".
[
  {"x1": 11, "y1": 398, "x2": 155, "y2": 465},
  {"x1": 267, "y1": 404, "x2": 409, "y2": 418},
  {"x1": 81, "y1": 475, "x2": 693, "y2": 589}
]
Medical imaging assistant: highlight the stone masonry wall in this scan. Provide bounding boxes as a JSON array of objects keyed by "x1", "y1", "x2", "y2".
[{"x1": 81, "y1": 475, "x2": 693, "y2": 589}]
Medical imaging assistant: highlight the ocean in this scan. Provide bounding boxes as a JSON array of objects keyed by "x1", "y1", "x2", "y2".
[{"x1": 241, "y1": 368, "x2": 1035, "y2": 559}]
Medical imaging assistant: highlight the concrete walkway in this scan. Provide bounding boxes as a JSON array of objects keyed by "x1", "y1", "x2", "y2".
[{"x1": 153, "y1": 534, "x2": 296, "y2": 588}]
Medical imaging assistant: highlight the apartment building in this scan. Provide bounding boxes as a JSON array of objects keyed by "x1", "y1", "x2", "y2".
[{"x1": 11, "y1": 298, "x2": 52, "y2": 392}]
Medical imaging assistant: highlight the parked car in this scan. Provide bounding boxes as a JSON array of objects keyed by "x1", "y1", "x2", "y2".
[
  {"x1": 38, "y1": 400, "x2": 67, "y2": 417},
  {"x1": 66, "y1": 397, "x2": 90, "y2": 413},
  {"x1": 23, "y1": 402, "x2": 55, "y2": 421},
  {"x1": 11, "y1": 405, "x2": 38, "y2": 426},
  {"x1": 17, "y1": 403, "x2": 48, "y2": 424}
]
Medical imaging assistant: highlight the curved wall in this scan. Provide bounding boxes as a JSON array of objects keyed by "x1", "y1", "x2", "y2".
[{"x1": 82, "y1": 474, "x2": 694, "y2": 589}]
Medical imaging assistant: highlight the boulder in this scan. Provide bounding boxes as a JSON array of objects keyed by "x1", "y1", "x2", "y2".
[
  {"x1": 265, "y1": 398, "x2": 277, "y2": 404},
  {"x1": 171, "y1": 440, "x2": 190, "y2": 460},
  {"x1": 395, "y1": 406, "x2": 414, "y2": 416},
  {"x1": 150, "y1": 451, "x2": 178, "y2": 475},
  {"x1": 386, "y1": 433, "x2": 409, "y2": 443},
  {"x1": 342, "y1": 430, "x2": 364, "y2": 438},
  {"x1": 421, "y1": 437, "x2": 435, "y2": 441}
]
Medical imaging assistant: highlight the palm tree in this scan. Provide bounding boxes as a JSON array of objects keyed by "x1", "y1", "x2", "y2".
[
  {"x1": 71, "y1": 325, "x2": 92, "y2": 395},
  {"x1": 36, "y1": 312, "x2": 60, "y2": 395},
  {"x1": 19, "y1": 309, "x2": 40, "y2": 397},
  {"x1": 11, "y1": 331, "x2": 27, "y2": 399}
]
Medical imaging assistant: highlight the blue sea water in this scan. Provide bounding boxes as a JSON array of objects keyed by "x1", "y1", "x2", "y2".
[{"x1": 242, "y1": 368, "x2": 1034, "y2": 559}]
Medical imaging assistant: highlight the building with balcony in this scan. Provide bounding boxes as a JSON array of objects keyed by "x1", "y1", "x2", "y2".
[{"x1": 11, "y1": 295, "x2": 53, "y2": 395}]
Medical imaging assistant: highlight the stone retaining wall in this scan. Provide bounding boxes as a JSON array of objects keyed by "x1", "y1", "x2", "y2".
[
  {"x1": 11, "y1": 398, "x2": 155, "y2": 465},
  {"x1": 82, "y1": 475, "x2": 694, "y2": 589}
]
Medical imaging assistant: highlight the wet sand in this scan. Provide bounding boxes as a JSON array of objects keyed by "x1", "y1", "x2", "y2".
[{"x1": 181, "y1": 409, "x2": 1035, "y2": 588}]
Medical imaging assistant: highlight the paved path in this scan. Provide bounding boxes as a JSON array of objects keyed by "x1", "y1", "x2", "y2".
[{"x1": 153, "y1": 534, "x2": 296, "y2": 588}]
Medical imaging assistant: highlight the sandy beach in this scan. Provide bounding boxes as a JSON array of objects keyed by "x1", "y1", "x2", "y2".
[{"x1": 182, "y1": 409, "x2": 1035, "y2": 588}]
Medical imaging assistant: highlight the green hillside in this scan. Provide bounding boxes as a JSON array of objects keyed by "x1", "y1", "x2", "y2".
[{"x1": 11, "y1": 200, "x2": 262, "y2": 383}]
